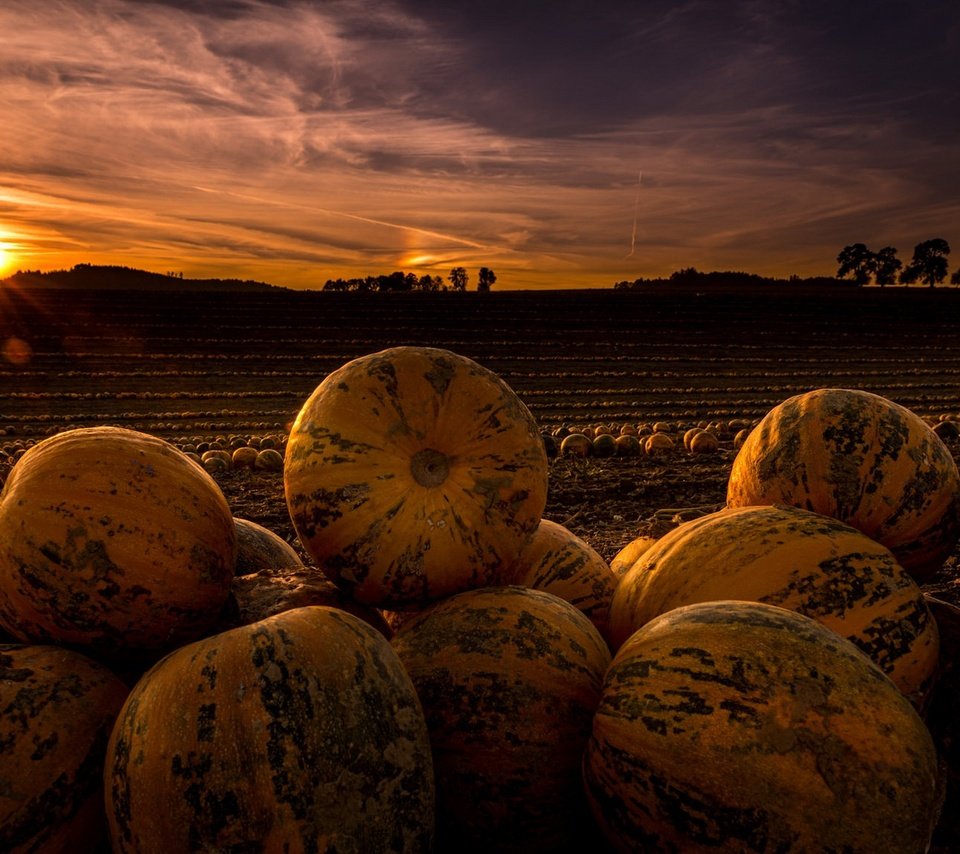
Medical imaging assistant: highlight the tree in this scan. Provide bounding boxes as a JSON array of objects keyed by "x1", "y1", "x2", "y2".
[
  {"x1": 902, "y1": 238, "x2": 951, "y2": 287},
  {"x1": 477, "y1": 267, "x2": 496, "y2": 292},
  {"x1": 952, "y1": 268, "x2": 960, "y2": 286},
  {"x1": 872, "y1": 246, "x2": 902, "y2": 287},
  {"x1": 448, "y1": 267, "x2": 468, "y2": 292},
  {"x1": 836, "y1": 243, "x2": 875, "y2": 285}
]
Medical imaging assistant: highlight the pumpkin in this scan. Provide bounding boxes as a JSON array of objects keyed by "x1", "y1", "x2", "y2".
[
  {"x1": 391, "y1": 586, "x2": 611, "y2": 852},
  {"x1": 254, "y1": 448, "x2": 284, "y2": 472},
  {"x1": 105, "y1": 606, "x2": 434, "y2": 852},
  {"x1": 501, "y1": 518, "x2": 616, "y2": 641},
  {"x1": 682, "y1": 427, "x2": 704, "y2": 450},
  {"x1": 0, "y1": 644, "x2": 128, "y2": 853},
  {"x1": 644, "y1": 433, "x2": 674, "y2": 455},
  {"x1": 688, "y1": 430, "x2": 719, "y2": 454},
  {"x1": 609, "y1": 534, "x2": 659, "y2": 577},
  {"x1": 592, "y1": 433, "x2": 616, "y2": 457},
  {"x1": 560, "y1": 433, "x2": 593, "y2": 457},
  {"x1": 0, "y1": 427, "x2": 236, "y2": 658},
  {"x1": 608, "y1": 504, "x2": 939, "y2": 709},
  {"x1": 230, "y1": 446, "x2": 259, "y2": 469},
  {"x1": 284, "y1": 347, "x2": 548, "y2": 607},
  {"x1": 727, "y1": 388, "x2": 960, "y2": 581},
  {"x1": 583, "y1": 600, "x2": 940, "y2": 853},
  {"x1": 613, "y1": 434, "x2": 641, "y2": 456},
  {"x1": 233, "y1": 517, "x2": 304, "y2": 575},
  {"x1": 223, "y1": 566, "x2": 392, "y2": 638},
  {"x1": 733, "y1": 427, "x2": 751, "y2": 449}
]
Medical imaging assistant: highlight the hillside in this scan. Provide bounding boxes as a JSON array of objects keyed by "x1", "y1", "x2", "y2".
[{"x1": 1, "y1": 264, "x2": 285, "y2": 293}]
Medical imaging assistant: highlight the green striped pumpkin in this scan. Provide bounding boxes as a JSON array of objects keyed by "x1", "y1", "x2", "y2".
[
  {"x1": 284, "y1": 347, "x2": 548, "y2": 607},
  {"x1": 233, "y1": 517, "x2": 304, "y2": 575},
  {"x1": 501, "y1": 518, "x2": 617, "y2": 642},
  {"x1": 391, "y1": 586, "x2": 610, "y2": 852},
  {"x1": 727, "y1": 388, "x2": 960, "y2": 581},
  {"x1": 608, "y1": 504, "x2": 939, "y2": 710},
  {"x1": 105, "y1": 606, "x2": 434, "y2": 852},
  {"x1": 584, "y1": 600, "x2": 940, "y2": 853},
  {"x1": 0, "y1": 644, "x2": 128, "y2": 853},
  {"x1": 0, "y1": 427, "x2": 236, "y2": 658}
]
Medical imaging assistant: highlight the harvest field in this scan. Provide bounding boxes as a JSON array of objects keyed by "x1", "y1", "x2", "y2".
[
  {"x1": 5, "y1": 283, "x2": 960, "y2": 561},
  {"x1": 4, "y1": 282, "x2": 960, "y2": 849}
]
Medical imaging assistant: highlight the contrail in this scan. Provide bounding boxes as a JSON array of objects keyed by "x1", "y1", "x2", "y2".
[
  {"x1": 627, "y1": 171, "x2": 642, "y2": 257},
  {"x1": 192, "y1": 185, "x2": 489, "y2": 250}
]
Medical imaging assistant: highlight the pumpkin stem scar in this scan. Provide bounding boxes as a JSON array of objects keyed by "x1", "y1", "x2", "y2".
[{"x1": 410, "y1": 448, "x2": 450, "y2": 488}]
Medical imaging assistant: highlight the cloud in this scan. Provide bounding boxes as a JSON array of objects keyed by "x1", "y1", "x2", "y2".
[{"x1": 0, "y1": 0, "x2": 957, "y2": 287}]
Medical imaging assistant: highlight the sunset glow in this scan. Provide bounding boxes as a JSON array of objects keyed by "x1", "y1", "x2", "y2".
[{"x1": 1, "y1": 1, "x2": 957, "y2": 289}]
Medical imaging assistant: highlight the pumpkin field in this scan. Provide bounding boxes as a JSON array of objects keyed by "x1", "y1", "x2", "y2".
[{"x1": 4, "y1": 282, "x2": 960, "y2": 851}]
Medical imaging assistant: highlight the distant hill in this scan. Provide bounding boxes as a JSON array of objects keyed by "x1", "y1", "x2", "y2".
[{"x1": 1, "y1": 264, "x2": 287, "y2": 293}]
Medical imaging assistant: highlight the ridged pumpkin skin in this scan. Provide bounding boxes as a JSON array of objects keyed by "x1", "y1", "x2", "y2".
[
  {"x1": 608, "y1": 505, "x2": 939, "y2": 709},
  {"x1": 0, "y1": 644, "x2": 129, "y2": 853},
  {"x1": 391, "y1": 586, "x2": 611, "y2": 852},
  {"x1": 0, "y1": 427, "x2": 237, "y2": 656},
  {"x1": 609, "y1": 535, "x2": 659, "y2": 578},
  {"x1": 233, "y1": 517, "x2": 304, "y2": 575},
  {"x1": 501, "y1": 518, "x2": 617, "y2": 642},
  {"x1": 584, "y1": 601, "x2": 940, "y2": 853},
  {"x1": 284, "y1": 347, "x2": 548, "y2": 607},
  {"x1": 727, "y1": 388, "x2": 960, "y2": 581},
  {"x1": 105, "y1": 606, "x2": 434, "y2": 853},
  {"x1": 223, "y1": 566, "x2": 392, "y2": 638}
]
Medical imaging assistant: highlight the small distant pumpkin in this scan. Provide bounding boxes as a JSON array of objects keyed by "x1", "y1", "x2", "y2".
[
  {"x1": 688, "y1": 430, "x2": 719, "y2": 454},
  {"x1": 560, "y1": 433, "x2": 593, "y2": 457},
  {"x1": 644, "y1": 433, "x2": 674, "y2": 455}
]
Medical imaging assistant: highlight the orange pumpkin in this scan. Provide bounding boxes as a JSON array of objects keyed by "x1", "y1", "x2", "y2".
[
  {"x1": 0, "y1": 427, "x2": 236, "y2": 658},
  {"x1": 284, "y1": 347, "x2": 548, "y2": 607},
  {"x1": 501, "y1": 518, "x2": 616, "y2": 641},
  {"x1": 608, "y1": 504, "x2": 939, "y2": 709},
  {"x1": 391, "y1": 586, "x2": 610, "y2": 851},
  {"x1": 727, "y1": 388, "x2": 960, "y2": 581},
  {"x1": 105, "y1": 606, "x2": 434, "y2": 852},
  {"x1": 233, "y1": 517, "x2": 304, "y2": 575},
  {"x1": 608, "y1": 534, "x2": 659, "y2": 577},
  {"x1": 584, "y1": 601, "x2": 940, "y2": 853},
  {"x1": 223, "y1": 566, "x2": 392, "y2": 638},
  {"x1": 0, "y1": 644, "x2": 128, "y2": 853}
]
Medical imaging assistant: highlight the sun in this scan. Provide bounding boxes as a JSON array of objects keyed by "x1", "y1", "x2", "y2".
[{"x1": 0, "y1": 243, "x2": 14, "y2": 276}]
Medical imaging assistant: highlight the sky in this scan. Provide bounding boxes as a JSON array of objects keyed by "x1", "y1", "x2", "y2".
[{"x1": 0, "y1": 0, "x2": 958, "y2": 289}]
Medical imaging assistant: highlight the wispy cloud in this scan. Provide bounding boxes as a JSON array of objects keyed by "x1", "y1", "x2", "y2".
[{"x1": 0, "y1": 0, "x2": 957, "y2": 287}]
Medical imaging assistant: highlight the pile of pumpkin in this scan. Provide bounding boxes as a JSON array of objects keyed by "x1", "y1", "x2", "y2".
[{"x1": 0, "y1": 346, "x2": 957, "y2": 852}]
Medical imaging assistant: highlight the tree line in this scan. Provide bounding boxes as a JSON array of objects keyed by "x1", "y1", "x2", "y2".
[
  {"x1": 836, "y1": 238, "x2": 958, "y2": 286},
  {"x1": 322, "y1": 267, "x2": 497, "y2": 293}
]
